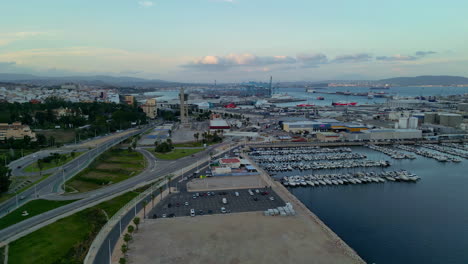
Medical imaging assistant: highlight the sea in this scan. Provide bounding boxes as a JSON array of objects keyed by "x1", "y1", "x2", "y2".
[
  {"x1": 145, "y1": 86, "x2": 468, "y2": 107},
  {"x1": 275, "y1": 86, "x2": 468, "y2": 107},
  {"x1": 271, "y1": 147, "x2": 468, "y2": 264}
]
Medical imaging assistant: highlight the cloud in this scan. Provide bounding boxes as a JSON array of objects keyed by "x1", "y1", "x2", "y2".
[
  {"x1": 296, "y1": 53, "x2": 328, "y2": 68},
  {"x1": 0, "y1": 31, "x2": 54, "y2": 46},
  {"x1": 182, "y1": 53, "x2": 297, "y2": 71},
  {"x1": 415, "y1": 51, "x2": 437, "y2": 57},
  {"x1": 138, "y1": 1, "x2": 154, "y2": 7},
  {"x1": 377, "y1": 51, "x2": 437, "y2": 61},
  {"x1": 332, "y1": 53, "x2": 373, "y2": 63}
]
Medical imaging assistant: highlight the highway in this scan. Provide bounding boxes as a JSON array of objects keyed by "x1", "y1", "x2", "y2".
[
  {"x1": 0, "y1": 127, "x2": 148, "y2": 218},
  {"x1": 0, "y1": 139, "x2": 230, "y2": 244}
]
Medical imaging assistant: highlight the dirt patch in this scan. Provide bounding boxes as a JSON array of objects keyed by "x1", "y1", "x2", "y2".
[
  {"x1": 187, "y1": 175, "x2": 267, "y2": 192},
  {"x1": 128, "y1": 212, "x2": 363, "y2": 264}
]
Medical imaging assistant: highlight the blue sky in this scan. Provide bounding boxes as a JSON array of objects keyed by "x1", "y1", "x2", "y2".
[{"x1": 0, "y1": 0, "x2": 467, "y2": 82}]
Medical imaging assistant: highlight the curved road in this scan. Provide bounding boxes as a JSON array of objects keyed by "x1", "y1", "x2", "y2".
[
  {"x1": 0, "y1": 140, "x2": 231, "y2": 244},
  {"x1": 0, "y1": 127, "x2": 148, "y2": 218}
]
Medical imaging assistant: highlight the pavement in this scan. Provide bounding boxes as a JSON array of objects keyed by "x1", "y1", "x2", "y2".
[
  {"x1": 128, "y1": 212, "x2": 363, "y2": 264},
  {"x1": 0, "y1": 137, "x2": 234, "y2": 244},
  {"x1": 149, "y1": 187, "x2": 284, "y2": 219}
]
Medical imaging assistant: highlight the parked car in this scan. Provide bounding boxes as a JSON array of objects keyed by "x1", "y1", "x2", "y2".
[
  {"x1": 269, "y1": 196, "x2": 275, "y2": 201},
  {"x1": 184, "y1": 202, "x2": 189, "y2": 206},
  {"x1": 190, "y1": 209, "x2": 195, "y2": 217},
  {"x1": 221, "y1": 207, "x2": 227, "y2": 213},
  {"x1": 235, "y1": 192, "x2": 239, "y2": 197}
]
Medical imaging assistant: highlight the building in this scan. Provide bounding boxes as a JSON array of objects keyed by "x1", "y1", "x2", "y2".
[
  {"x1": 344, "y1": 129, "x2": 422, "y2": 141},
  {"x1": 141, "y1": 98, "x2": 158, "y2": 119},
  {"x1": 316, "y1": 132, "x2": 341, "y2": 142},
  {"x1": 438, "y1": 113, "x2": 463, "y2": 128},
  {"x1": 282, "y1": 121, "x2": 330, "y2": 133},
  {"x1": 0, "y1": 122, "x2": 37, "y2": 141},
  {"x1": 123, "y1": 95, "x2": 135, "y2": 105},
  {"x1": 219, "y1": 158, "x2": 241, "y2": 168},
  {"x1": 209, "y1": 119, "x2": 230, "y2": 132}
]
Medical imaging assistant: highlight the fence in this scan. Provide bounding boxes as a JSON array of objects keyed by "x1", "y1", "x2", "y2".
[{"x1": 85, "y1": 143, "x2": 239, "y2": 264}]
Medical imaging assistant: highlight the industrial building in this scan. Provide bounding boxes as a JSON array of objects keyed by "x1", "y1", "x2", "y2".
[
  {"x1": 316, "y1": 132, "x2": 342, "y2": 142},
  {"x1": 0, "y1": 122, "x2": 37, "y2": 141},
  {"x1": 209, "y1": 119, "x2": 230, "y2": 132},
  {"x1": 424, "y1": 112, "x2": 462, "y2": 128},
  {"x1": 344, "y1": 129, "x2": 422, "y2": 141},
  {"x1": 282, "y1": 121, "x2": 330, "y2": 133}
]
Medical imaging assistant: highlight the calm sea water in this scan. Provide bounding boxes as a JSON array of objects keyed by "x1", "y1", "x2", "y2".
[
  {"x1": 277, "y1": 147, "x2": 468, "y2": 264},
  {"x1": 276, "y1": 86, "x2": 468, "y2": 106}
]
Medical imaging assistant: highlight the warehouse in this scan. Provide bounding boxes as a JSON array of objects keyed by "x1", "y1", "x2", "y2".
[
  {"x1": 282, "y1": 121, "x2": 330, "y2": 132},
  {"x1": 344, "y1": 129, "x2": 422, "y2": 141},
  {"x1": 209, "y1": 119, "x2": 230, "y2": 132}
]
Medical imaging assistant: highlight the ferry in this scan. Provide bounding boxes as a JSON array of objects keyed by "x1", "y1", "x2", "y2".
[{"x1": 332, "y1": 101, "x2": 357, "y2": 106}]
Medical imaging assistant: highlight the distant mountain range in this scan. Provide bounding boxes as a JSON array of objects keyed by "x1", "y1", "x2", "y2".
[
  {"x1": 378, "y1": 75, "x2": 468, "y2": 86},
  {"x1": 0, "y1": 73, "x2": 467, "y2": 87},
  {"x1": 0, "y1": 73, "x2": 179, "y2": 87}
]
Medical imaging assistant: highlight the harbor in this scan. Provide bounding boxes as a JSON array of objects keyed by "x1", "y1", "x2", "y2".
[{"x1": 245, "y1": 143, "x2": 467, "y2": 264}]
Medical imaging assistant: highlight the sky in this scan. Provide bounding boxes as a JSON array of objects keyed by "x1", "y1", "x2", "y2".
[{"x1": 0, "y1": 0, "x2": 468, "y2": 82}]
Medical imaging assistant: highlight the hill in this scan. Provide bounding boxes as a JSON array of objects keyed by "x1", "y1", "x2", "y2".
[
  {"x1": 0, "y1": 73, "x2": 179, "y2": 87},
  {"x1": 378, "y1": 75, "x2": 468, "y2": 86}
]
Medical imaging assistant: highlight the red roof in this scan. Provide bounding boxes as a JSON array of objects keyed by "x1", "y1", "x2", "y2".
[{"x1": 221, "y1": 158, "x2": 241, "y2": 163}]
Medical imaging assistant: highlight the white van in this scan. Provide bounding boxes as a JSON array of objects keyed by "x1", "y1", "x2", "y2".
[
  {"x1": 222, "y1": 198, "x2": 227, "y2": 204},
  {"x1": 190, "y1": 209, "x2": 195, "y2": 217}
]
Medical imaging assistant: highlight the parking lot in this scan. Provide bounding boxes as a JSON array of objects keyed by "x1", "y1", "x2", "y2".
[{"x1": 148, "y1": 187, "x2": 285, "y2": 218}]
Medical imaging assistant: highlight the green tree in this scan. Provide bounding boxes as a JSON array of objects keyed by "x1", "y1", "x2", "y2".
[
  {"x1": 123, "y1": 233, "x2": 132, "y2": 246},
  {"x1": 159, "y1": 186, "x2": 163, "y2": 199},
  {"x1": 121, "y1": 244, "x2": 128, "y2": 255},
  {"x1": 166, "y1": 175, "x2": 173, "y2": 194},
  {"x1": 194, "y1": 132, "x2": 199, "y2": 142},
  {"x1": 0, "y1": 165, "x2": 12, "y2": 193},
  {"x1": 119, "y1": 258, "x2": 127, "y2": 264},
  {"x1": 151, "y1": 193, "x2": 155, "y2": 208},
  {"x1": 127, "y1": 225, "x2": 135, "y2": 234},
  {"x1": 133, "y1": 217, "x2": 140, "y2": 231}
]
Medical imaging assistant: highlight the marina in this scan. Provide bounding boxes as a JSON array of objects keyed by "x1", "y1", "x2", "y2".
[
  {"x1": 394, "y1": 144, "x2": 461, "y2": 162},
  {"x1": 421, "y1": 144, "x2": 468, "y2": 159},
  {"x1": 365, "y1": 144, "x2": 416, "y2": 160},
  {"x1": 281, "y1": 170, "x2": 419, "y2": 187}
]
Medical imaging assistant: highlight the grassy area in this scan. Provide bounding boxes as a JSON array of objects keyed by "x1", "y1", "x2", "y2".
[
  {"x1": 152, "y1": 148, "x2": 204, "y2": 160},
  {"x1": 23, "y1": 152, "x2": 83, "y2": 173},
  {"x1": 8, "y1": 191, "x2": 140, "y2": 264},
  {"x1": 66, "y1": 148, "x2": 145, "y2": 193},
  {"x1": 0, "y1": 149, "x2": 37, "y2": 164},
  {"x1": 0, "y1": 193, "x2": 14, "y2": 204},
  {"x1": 37, "y1": 129, "x2": 76, "y2": 144},
  {"x1": 173, "y1": 141, "x2": 218, "y2": 148},
  {"x1": 0, "y1": 199, "x2": 76, "y2": 230}
]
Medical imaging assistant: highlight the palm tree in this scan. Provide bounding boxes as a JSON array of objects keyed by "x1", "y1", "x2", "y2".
[
  {"x1": 141, "y1": 200, "x2": 148, "y2": 219},
  {"x1": 166, "y1": 175, "x2": 173, "y2": 194},
  {"x1": 151, "y1": 194, "x2": 155, "y2": 208},
  {"x1": 159, "y1": 186, "x2": 163, "y2": 200},
  {"x1": 133, "y1": 217, "x2": 140, "y2": 231}
]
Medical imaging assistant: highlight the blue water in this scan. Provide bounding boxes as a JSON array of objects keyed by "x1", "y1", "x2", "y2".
[
  {"x1": 276, "y1": 86, "x2": 468, "y2": 107},
  {"x1": 275, "y1": 147, "x2": 468, "y2": 264}
]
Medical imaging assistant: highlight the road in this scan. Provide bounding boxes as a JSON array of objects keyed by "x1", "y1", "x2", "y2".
[
  {"x1": 0, "y1": 139, "x2": 231, "y2": 244},
  {"x1": 0, "y1": 127, "x2": 148, "y2": 218}
]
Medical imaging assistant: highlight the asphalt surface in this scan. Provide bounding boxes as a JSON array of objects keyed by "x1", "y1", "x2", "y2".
[
  {"x1": 149, "y1": 187, "x2": 284, "y2": 218},
  {"x1": 8, "y1": 148, "x2": 89, "y2": 177},
  {"x1": 0, "y1": 127, "x2": 146, "y2": 219},
  {"x1": 0, "y1": 137, "x2": 232, "y2": 244}
]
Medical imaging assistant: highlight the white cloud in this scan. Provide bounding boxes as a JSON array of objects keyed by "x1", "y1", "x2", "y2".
[
  {"x1": 138, "y1": 1, "x2": 154, "y2": 7},
  {"x1": 0, "y1": 31, "x2": 54, "y2": 46}
]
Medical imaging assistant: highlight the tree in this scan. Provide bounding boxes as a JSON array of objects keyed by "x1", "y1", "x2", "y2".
[
  {"x1": 142, "y1": 200, "x2": 148, "y2": 219},
  {"x1": 194, "y1": 132, "x2": 199, "y2": 142},
  {"x1": 127, "y1": 225, "x2": 135, "y2": 234},
  {"x1": 151, "y1": 193, "x2": 155, "y2": 208},
  {"x1": 133, "y1": 217, "x2": 140, "y2": 231},
  {"x1": 159, "y1": 186, "x2": 163, "y2": 199},
  {"x1": 123, "y1": 233, "x2": 132, "y2": 246},
  {"x1": 121, "y1": 244, "x2": 128, "y2": 255},
  {"x1": 166, "y1": 175, "x2": 173, "y2": 194},
  {"x1": 0, "y1": 165, "x2": 12, "y2": 193},
  {"x1": 119, "y1": 258, "x2": 127, "y2": 264},
  {"x1": 37, "y1": 159, "x2": 44, "y2": 176}
]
